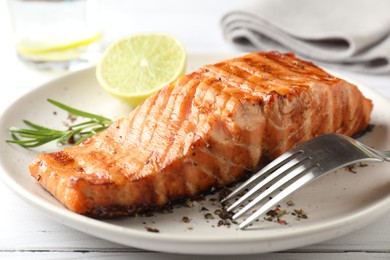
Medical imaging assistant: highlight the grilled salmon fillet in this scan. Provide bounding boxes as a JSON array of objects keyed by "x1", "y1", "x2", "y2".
[{"x1": 30, "y1": 51, "x2": 373, "y2": 218}]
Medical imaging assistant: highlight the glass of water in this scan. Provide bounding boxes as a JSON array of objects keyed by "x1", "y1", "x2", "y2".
[{"x1": 7, "y1": 0, "x2": 103, "y2": 70}]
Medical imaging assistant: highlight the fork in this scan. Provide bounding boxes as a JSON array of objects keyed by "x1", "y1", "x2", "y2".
[{"x1": 221, "y1": 133, "x2": 390, "y2": 230}]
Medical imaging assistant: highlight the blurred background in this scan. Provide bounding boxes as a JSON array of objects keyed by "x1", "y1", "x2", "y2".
[
  {"x1": 0, "y1": 0, "x2": 257, "y2": 104},
  {"x1": 1, "y1": 0, "x2": 389, "y2": 103}
]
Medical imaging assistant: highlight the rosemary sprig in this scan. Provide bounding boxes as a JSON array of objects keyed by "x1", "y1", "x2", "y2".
[{"x1": 6, "y1": 98, "x2": 113, "y2": 148}]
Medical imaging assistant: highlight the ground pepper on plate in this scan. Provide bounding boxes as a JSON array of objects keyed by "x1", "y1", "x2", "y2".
[
  {"x1": 345, "y1": 162, "x2": 368, "y2": 173},
  {"x1": 145, "y1": 226, "x2": 160, "y2": 233}
]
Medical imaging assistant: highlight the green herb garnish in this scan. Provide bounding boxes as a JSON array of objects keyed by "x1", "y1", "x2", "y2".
[{"x1": 6, "y1": 99, "x2": 113, "y2": 148}]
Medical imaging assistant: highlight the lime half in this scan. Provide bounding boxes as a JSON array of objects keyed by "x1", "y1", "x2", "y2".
[{"x1": 96, "y1": 33, "x2": 187, "y2": 107}]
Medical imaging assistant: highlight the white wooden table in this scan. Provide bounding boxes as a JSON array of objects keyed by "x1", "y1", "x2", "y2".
[{"x1": 1, "y1": 1, "x2": 390, "y2": 259}]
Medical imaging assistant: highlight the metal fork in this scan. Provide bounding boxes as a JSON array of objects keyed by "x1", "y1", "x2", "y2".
[{"x1": 221, "y1": 133, "x2": 390, "y2": 230}]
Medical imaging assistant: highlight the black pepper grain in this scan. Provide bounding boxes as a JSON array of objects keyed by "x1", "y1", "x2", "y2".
[
  {"x1": 182, "y1": 216, "x2": 190, "y2": 223},
  {"x1": 145, "y1": 226, "x2": 159, "y2": 233},
  {"x1": 185, "y1": 199, "x2": 193, "y2": 208},
  {"x1": 204, "y1": 213, "x2": 214, "y2": 220}
]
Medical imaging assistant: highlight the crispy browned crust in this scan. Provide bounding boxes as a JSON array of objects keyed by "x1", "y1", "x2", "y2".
[{"x1": 30, "y1": 51, "x2": 373, "y2": 218}]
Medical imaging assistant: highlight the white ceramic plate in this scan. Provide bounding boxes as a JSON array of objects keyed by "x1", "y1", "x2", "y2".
[{"x1": 1, "y1": 53, "x2": 390, "y2": 255}]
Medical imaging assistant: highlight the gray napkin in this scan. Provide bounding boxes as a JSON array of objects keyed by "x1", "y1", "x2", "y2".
[{"x1": 221, "y1": 0, "x2": 390, "y2": 73}]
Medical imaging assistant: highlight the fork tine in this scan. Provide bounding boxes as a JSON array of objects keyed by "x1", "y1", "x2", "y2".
[
  {"x1": 221, "y1": 150, "x2": 303, "y2": 203},
  {"x1": 238, "y1": 164, "x2": 320, "y2": 230},
  {"x1": 227, "y1": 153, "x2": 308, "y2": 212},
  {"x1": 231, "y1": 157, "x2": 313, "y2": 219}
]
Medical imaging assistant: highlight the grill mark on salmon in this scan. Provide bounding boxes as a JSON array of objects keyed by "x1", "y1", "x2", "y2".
[
  {"x1": 93, "y1": 92, "x2": 162, "y2": 179},
  {"x1": 137, "y1": 83, "x2": 173, "y2": 145},
  {"x1": 193, "y1": 81, "x2": 261, "y2": 169},
  {"x1": 203, "y1": 67, "x2": 263, "y2": 100},
  {"x1": 143, "y1": 80, "x2": 193, "y2": 168},
  {"x1": 195, "y1": 90, "x2": 254, "y2": 170},
  {"x1": 162, "y1": 78, "x2": 223, "y2": 168},
  {"x1": 30, "y1": 51, "x2": 373, "y2": 217},
  {"x1": 186, "y1": 78, "x2": 226, "y2": 185},
  {"x1": 153, "y1": 75, "x2": 201, "y2": 167},
  {"x1": 229, "y1": 64, "x2": 294, "y2": 93},
  {"x1": 135, "y1": 82, "x2": 185, "y2": 175},
  {"x1": 227, "y1": 61, "x2": 307, "y2": 94},
  {"x1": 178, "y1": 81, "x2": 243, "y2": 188},
  {"x1": 261, "y1": 52, "x2": 335, "y2": 81}
]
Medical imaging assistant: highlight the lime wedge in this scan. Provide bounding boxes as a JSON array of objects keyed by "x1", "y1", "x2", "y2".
[{"x1": 96, "y1": 33, "x2": 187, "y2": 107}]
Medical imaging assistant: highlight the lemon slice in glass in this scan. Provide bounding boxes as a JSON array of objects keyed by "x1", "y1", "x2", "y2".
[
  {"x1": 96, "y1": 33, "x2": 187, "y2": 107},
  {"x1": 17, "y1": 32, "x2": 103, "y2": 61}
]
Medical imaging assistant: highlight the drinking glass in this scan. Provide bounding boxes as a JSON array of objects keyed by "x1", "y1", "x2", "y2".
[{"x1": 7, "y1": 0, "x2": 103, "y2": 70}]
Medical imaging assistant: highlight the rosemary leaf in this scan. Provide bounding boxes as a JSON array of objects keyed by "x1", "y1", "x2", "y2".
[
  {"x1": 22, "y1": 119, "x2": 58, "y2": 131},
  {"x1": 47, "y1": 99, "x2": 112, "y2": 124},
  {"x1": 6, "y1": 99, "x2": 113, "y2": 149}
]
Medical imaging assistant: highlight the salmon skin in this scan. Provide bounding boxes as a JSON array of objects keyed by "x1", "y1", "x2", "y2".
[{"x1": 30, "y1": 51, "x2": 373, "y2": 218}]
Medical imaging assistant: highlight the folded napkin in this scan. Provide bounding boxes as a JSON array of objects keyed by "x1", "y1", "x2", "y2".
[{"x1": 221, "y1": 0, "x2": 390, "y2": 73}]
